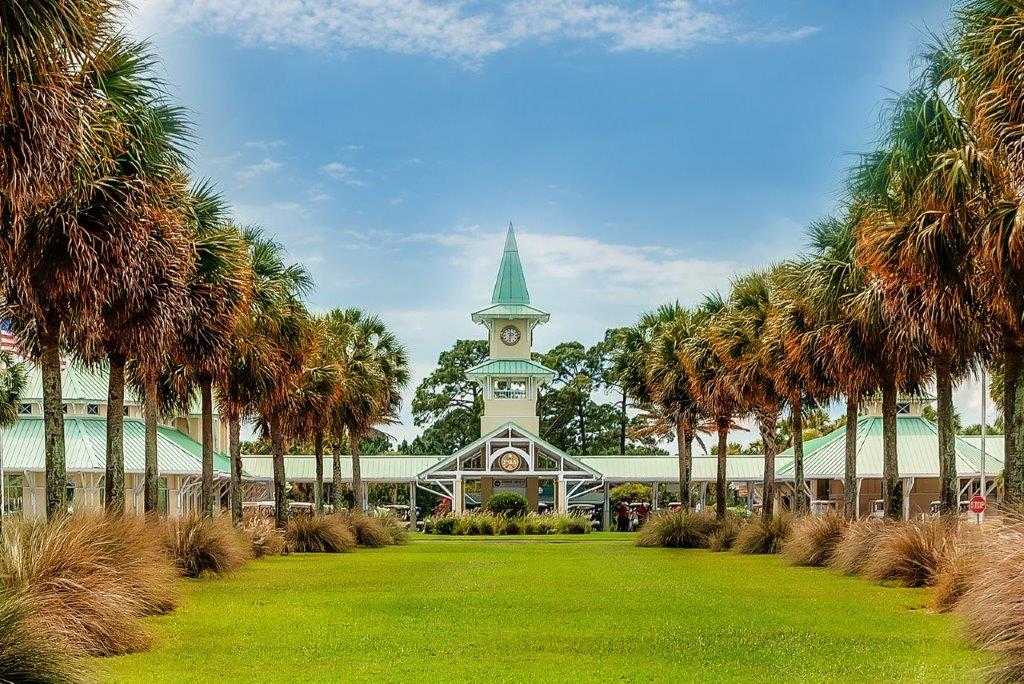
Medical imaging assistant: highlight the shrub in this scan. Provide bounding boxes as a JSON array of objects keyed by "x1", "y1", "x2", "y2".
[
  {"x1": 285, "y1": 516, "x2": 356, "y2": 553},
  {"x1": 342, "y1": 512, "x2": 392, "y2": 547},
  {"x1": 0, "y1": 589, "x2": 86, "y2": 684},
  {"x1": 635, "y1": 510, "x2": 716, "y2": 548},
  {"x1": 561, "y1": 514, "x2": 592, "y2": 534},
  {"x1": 707, "y1": 517, "x2": 742, "y2": 552},
  {"x1": 476, "y1": 514, "x2": 497, "y2": 535},
  {"x1": 431, "y1": 515, "x2": 457, "y2": 535},
  {"x1": 956, "y1": 511, "x2": 1024, "y2": 682},
  {"x1": 829, "y1": 517, "x2": 889, "y2": 574},
  {"x1": 734, "y1": 513, "x2": 792, "y2": 555},
  {"x1": 610, "y1": 482, "x2": 650, "y2": 504},
  {"x1": 498, "y1": 516, "x2": 524, "y2": 535},
  {"x1": 241, "y1": 516, "x2": 285, "y2": 559},
  {"x1": 783, "y1": 513, "x2": 848, "y2": 567},
  {"x1": 862, "y1": 518, "x2": 960, "y2": 587},
  {"x1": 531, "y1": 514, "x2": 558, "y2": 535},
  {"x1": 162, "y1": 514, "x2": 248, "y2": 578},
  {"x1": 485, "y1": 492, "x2": 528, "y2": 517},
  {"x1": 375, "y1": 512, "x2": 410, "y2": 545}
]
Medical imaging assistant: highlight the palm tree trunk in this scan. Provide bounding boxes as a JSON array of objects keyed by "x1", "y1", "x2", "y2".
[
  {"x1": 200, "y1": 377, "x2": 215, "y2": 517},
  {"x1": 935, "y1": 359, "x2": 958, "y2": 514},
  {"x1": 759, "y1": 410, "x2": 779, "y2": 521},
  {"x1": 1004, "y1": 343, "x2": 1024, "y2": 503},
  {"x1": 314, "y1": 428, "x2": 324, "y2": 514},
  {"x1": 331, "y1": 433, "x2": 344, "y2": 511},
  {"x1": 675, "y1": 419, "x2": 692, "y2": 509},
  {"x1": 104, "y1": 353, "x2": 126, "y2": 515},
  {"x1": 791, "y1": 395, "x2": 806, "y2": 514},
  {"x1": 229, "y1": 413, "x2": 242, "y2": 525},
  {"x1": 350, "y1": 431, "x2": 363, "y2": 511},
  {"x1": 619, "y1": 389, "x2": 627, "y2": 456},
  {"x1": 271, "y1": 416, "x2": 287, "y2": 529},
  {"x1": 843, "y1": 397, "x2": 858, "y2": 519},
  {"x1": 41, "y1": 338, "x2": 66, "y2": 519},
  {"x1": 715, "y1": 417, "x2": 728, "y2": 520},
  {"x1": 143, "y1": 379, "x2": 159, "y2": 514},
  {"x1": 881, "y1": 376, "x2": 901, "y2": 519}
]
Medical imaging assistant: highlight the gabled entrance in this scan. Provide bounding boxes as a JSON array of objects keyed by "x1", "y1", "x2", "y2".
[{"x1": 418, "y1": 422, "x2": 601, "y2": 513}]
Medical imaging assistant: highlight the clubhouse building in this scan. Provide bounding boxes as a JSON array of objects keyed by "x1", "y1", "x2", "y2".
[{"x1": 1, "y1": 226, "x2": 1004, "y2": 523}]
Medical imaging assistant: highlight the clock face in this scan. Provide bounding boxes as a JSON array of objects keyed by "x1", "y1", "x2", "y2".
[
  {"x1": 498, "y1": 451, "x2": 521, "y2": 472},
  {"x1": 500, "y1": 325, "x2": 521, "y2": 346}
]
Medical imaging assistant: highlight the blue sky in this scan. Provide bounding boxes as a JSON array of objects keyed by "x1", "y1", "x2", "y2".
[{"x1": 129, "y1": 1, "x2": 984, "y2": 441}]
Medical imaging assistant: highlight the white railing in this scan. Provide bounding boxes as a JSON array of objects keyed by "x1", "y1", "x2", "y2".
[{"x1": 493, "y1": 390, "x2": 526, "y2": 400}]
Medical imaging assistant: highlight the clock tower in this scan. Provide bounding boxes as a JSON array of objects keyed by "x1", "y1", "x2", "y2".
[{"x1": 467, "y1": 224, "x2": 555, "y2": 435}]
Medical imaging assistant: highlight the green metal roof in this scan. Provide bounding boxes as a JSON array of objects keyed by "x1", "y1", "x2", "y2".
[
  {"x1": 1, "y1": 415, "x2": 229, "y2": 476},
  {"x1": 491, "y1": 224, "x2": 531, "y2": 305},
  {"x1": 579, "y1": 454, "x2": 781, "y2": 483},
  {"x1": 241, "y1": 454, "x2": 445, "y2": 482},
  {"x1": 21, "y1": 361, "x2": 141, "y2": 404},
  {"x1": 470, "y1": 303, "x2": 550, "y2": 323},
  {"x1": 777, "y1": 415, "x2": 998, "y2": 479},
  {"x1": 465, "y1": 358, "x2": 556, "y2": 379}
]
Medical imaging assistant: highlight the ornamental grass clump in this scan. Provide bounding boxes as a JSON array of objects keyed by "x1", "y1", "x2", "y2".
[
  {"x1": 955, "y1": 511, "x2": 1024, "y2": 683},
  {"x1": 829, "y1": 517, "x2": 889, "y2": 575},
  {"x1": 374, "y1": 512, "x2": 410, "y2": 545},
  {"x1": 707, "y1": 517, "x2": 743, "y2": 552},
  {"x1": 635, "y1": 510, "x2": 716, "y2": 548},
  {"x1": 240, "y1": 516, "x2": 286, "y2": 559},
  {"x1": 0, "y1": 589, "x2": 86, "y2": 684},
  {"x1": 783, "y1": 513, "x2": 849, "y2": 567},
  {"x1": 862, "y1": 518, "x2": 960, "y2": 588},
  {"x1": 342, "y1": 512, "x2": 392, "y2": 547},
  {"x1": 931, "y1": 527, "x2": 982, "y2": 613},
  {"x1": 733, "y1": 513, "x2": 792, "y2": 555},
  {"x1": 161, "y1": 514, "x2": 248, "y2": 578},
  {"x1": 0, "y1": 514, "x2": 176, "y2": 657},
  {"x1": 285, "y1": 515, "x2": 356, "y2": 553},
  {"x1": 559, "y1": 514, "x2": 592, "y2": 534}
]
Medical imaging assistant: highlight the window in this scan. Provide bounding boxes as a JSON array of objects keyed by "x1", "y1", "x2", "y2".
[
  {"x1": 896, "y1": 402, "x2": 911, "y2": 415},
  {"x1": 2, "y1": 473, "x2": 23, "y2": 514},
  {"x1": 493, "y1": 379, "x2": 527, "y2": 400},
  {"x1": 123, "y1": 406, "x2": 130, "y2": 417},
  {"x1": 61, "y1": 403, "x2": 68, "y2": 414},
  {"x1": 18, "y1": 403, "x2": 31, "y2": 415},
  {"x1": 86, "y1": 404, "x2": 99, "y2": 415}
]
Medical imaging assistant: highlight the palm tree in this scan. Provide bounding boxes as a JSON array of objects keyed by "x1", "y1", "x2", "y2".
[
  {"x1": 286, "y1": 358, "x2": 341, "y2": 515},
  {"x1": 683, "y1": 295, "x2": 741, "y2": 519},
  {"x1": 324, "y1": 309, "x2": 408, "y2": 512},
  {"x1": 177, "y1": 185, "x2": 251, "y2": 517},
  {"x1": 953, "y1": 2, "x2": 1024, "y2": 501},
  {"x1": 0, "y1": 16, "x2": 166, "y2": 519},
  {"x1": 854, "y1": 79, "x2": 992, "y2": 514},
  {"x1": 646, "y1": 307, "x2": 703, "y2": 510},
  {"x1": 706, "y1": 271, "x2": 788, "y2": 520},
  {"x1": 72, "y1": 39, "x2": 195, "y2": 514},
  {"x1": 218, "y1": 227, "x2": 311, "y2": 523},
  {"x1": 0, "y1": 351, "x2": 26, "y2": 529}
]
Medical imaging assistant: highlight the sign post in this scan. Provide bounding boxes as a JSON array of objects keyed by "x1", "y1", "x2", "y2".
[{"x1": 969, "y1": 494, "x2": 986, "y2": 524}]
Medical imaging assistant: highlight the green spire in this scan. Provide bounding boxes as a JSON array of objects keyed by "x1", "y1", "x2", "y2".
[{"x1": 491, "y1": 223, "x2": 531, "y2": 305}]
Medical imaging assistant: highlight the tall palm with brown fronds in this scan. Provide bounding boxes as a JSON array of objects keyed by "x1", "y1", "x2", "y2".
[
  {"x1": 854, "y1": 77, "x2": 993, "y2": 513},
  {"x1": 324, "y1": 309, "x2": 408, "y2": 512},
  {"x1": 177, "y1": 185, "x2": 251, "y2": 517},
  {"x1": 954, "y1": 1, "x2": 1024, "y2": 501},
  {"x1": 0, "y1": 5, "x2": 168, "y2": 519},
  {"x1": 218, "y1": 227, "x2": 311, "y2": 523},
  {"x1": 645, "y1": 306, "x2": 703, "y2": 510},
  {"x1": 683, "y1": 294, "x2": 740, "y2": 519},
  {"x1": 706, "y1": 270, "x2": 788, "y2": 520}
]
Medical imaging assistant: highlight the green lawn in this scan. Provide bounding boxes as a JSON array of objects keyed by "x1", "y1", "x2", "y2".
[{"x1": 101, "y1": 534, "x2": 983, "y2": 682}]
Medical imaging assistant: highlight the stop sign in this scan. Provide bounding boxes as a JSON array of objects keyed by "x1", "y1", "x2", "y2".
[{"x1": 969, "y1": 495, "x2": 986, "y2": 514}]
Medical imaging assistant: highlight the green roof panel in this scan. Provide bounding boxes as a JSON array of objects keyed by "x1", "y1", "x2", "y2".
[
  {"x1": 465, "y1": 358, "x2": 557, "y2": 379},
  {"x1": 491, "y1": 224, "x2": 531, "y2": 305}
]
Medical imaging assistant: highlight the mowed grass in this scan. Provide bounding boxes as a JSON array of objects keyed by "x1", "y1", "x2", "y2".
[{"x1": 101, "y1": 534, "x2": 983, "y2": 682}]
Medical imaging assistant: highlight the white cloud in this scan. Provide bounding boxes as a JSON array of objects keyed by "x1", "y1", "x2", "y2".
[
  {"x1": 234, "y1": 157, "x2": 281, "y2": 184},
  {"x1": 321, "y1": 161, "x2": 366, "y2": 186},
  {"x1": 131, "y1": 0, "x2": 818, "y2": 63},
  {"x1": 244, "y1": 139, "x2": 286, "y2": 150}
]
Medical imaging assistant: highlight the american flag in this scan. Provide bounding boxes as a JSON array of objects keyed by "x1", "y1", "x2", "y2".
[{"x1": 0, "y1": 322, "x2": 23, "y2": 358}]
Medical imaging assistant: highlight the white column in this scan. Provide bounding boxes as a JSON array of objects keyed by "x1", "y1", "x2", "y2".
[
  {"x1": 602, "y1": 481, "x2": 610, "y2": 531},
  {"x1": 452, "y1": 478, "x2": 464, "y2": 514},
  {"x1": 651, "y1": 482, "x2": 659, "y2": 510},
  {"x1": 556, "y1": 476, "x2": 567, "y2": 513},
  {"x1": 408, "y1": 481, "x2": 418, "y2": 528}
]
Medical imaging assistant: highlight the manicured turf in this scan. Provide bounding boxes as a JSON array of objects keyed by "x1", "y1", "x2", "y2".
[{"x1": 101, "y1": 534, "x2": 982, "y2": 682}]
